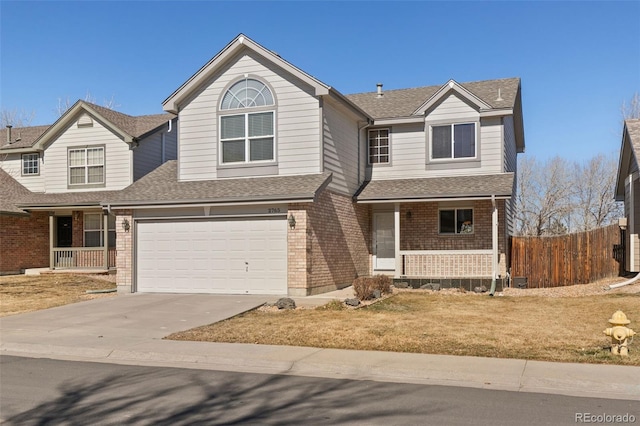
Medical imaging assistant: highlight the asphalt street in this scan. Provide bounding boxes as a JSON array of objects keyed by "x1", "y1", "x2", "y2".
[{"x1": 1, "y1": 356, "x2": 638, "y2": 426}]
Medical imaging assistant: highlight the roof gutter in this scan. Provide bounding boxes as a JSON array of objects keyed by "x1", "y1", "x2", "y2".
[
  {"x1": 101, "y1": 196, "x2": 318, "y2": 210},
  {"x1": 356, "y1": 195, "x2": 511, "y2": 204}
]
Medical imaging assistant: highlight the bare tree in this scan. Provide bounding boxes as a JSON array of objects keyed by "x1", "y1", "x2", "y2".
[
  {"x1": 621, "y1": 92, "x2": 640, "y2": 120},
  {"x1": 571, "y1": 153, "x2": 623, "y2": 232},
  {"x1": 1, "y1": 108, "x2": 36, "y2": 127},
  {"x1": 55, "y1": 91, "x2": 120, "y2": 116},
  {"x1": 514, "y1": 156, "x2": 574, "y2": 236}
]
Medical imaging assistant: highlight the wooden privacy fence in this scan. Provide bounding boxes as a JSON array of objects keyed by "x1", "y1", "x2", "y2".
[{"x1": 510, "y1": 224, "x2": 622, "y2": 288}]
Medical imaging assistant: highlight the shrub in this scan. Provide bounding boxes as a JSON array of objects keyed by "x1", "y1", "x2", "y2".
[{"x1": 352, "y1": 275, "x2": 393, "y2": 300}]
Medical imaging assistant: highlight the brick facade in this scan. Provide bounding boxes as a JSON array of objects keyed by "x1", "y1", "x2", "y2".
[
  {"x1": 114, "y1": 210, "x2": 133, "y2": 293},
  {"x1": 288, "y1": 190, "x2": 370, "y2": 296},
  {"x1": 398, "y1": 199, "x2": 508, "y2": 278},
  {"x1": 0, "y1": 212, "x2": 50, "y2": 274}
]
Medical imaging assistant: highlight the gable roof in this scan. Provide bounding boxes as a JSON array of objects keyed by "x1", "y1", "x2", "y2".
[
  {"x1": 356, "y1": 173, "x2": 515, "y2": 203},
  {"x1": 0, "y1": 102, "x2": 175, "y2": 153},
  {"x1": 346, "y1": 77, "x2": 521, "y2": 120},
  {"x1": 0, "y1": 169, "x2": 32, "y2": 215},
  {"x1": 163, "y1": 34, "x2": 332, "y2": 113},
  {"x1": 104, "y1": 161, "x2": 333, "y2": 207},
  {"x1": 346, "y1": 77, "x2": 524, "y2": 152},
  {"x1": 615, "y1": 119, "x2": 640, "y2": 199}
]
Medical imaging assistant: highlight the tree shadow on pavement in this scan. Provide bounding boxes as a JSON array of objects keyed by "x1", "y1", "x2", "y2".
[{"x1": 4, "y1": 362, "x2": 448, "y2": 425}]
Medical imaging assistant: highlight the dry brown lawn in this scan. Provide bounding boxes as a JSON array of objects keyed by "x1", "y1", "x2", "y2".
[
  {"x1": 168, "y1": 279, "x2": 640, "y2": 366},
  {"x1": 0, "y1": 274, "x2": 116, "y2": 317}
]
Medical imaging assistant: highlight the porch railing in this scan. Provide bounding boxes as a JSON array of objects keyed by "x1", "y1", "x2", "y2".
[
  {"x1": 400, "y1": 250, "x2": 493, "y2": 278},
  {"x1": 52, "y1": 247, "x2": 116, "y2": 270}
]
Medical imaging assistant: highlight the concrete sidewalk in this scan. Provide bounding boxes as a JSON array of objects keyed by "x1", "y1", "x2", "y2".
[{"x1": 1, "y1": 292, "x2": 639, "y2": 401}]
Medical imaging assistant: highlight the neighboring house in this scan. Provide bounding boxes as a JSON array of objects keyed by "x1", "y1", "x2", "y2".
[
  {"x1": 0, "y1": 101, "x2": 177, "y2": 275},
  {"x1": 105, "y1": 34, "x2": 524, "y2": 295},
  {"x1": 615, "y1": 118, "x2": 640, "y2": 272}
]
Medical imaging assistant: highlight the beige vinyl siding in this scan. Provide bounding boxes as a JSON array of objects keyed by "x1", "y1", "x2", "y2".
[
  {"x1": 0, "y1": 153, "x2": 45, "y2": 192},
  {"x1": 133, "y1": 128, "x2": 178, "y2": 180},
  {"x1": 177, "y1": 50, "x2": 320, "y2": 181},
  {"x1": 503, "y1": 116, "x2": 517, "y2": 173},
  {"x1": 479, "y1": 117, "x2": 503, "y2": 173},
  {"x1": 322, "y1": 99, "x2": 360, "y2": 194},
  {"x1": 369, "y1": 121, "x2": 504, "y2": 180},
  {"x1": 426, "y1": 93, "x2": 479, "y2": 122},
  {"x1": 42, "y1": 120, "x2": 132, "y2": 193}
]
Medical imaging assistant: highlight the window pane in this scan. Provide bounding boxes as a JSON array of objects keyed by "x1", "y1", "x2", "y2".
[
  {"x1": 85, "y1": 231, "x2": 101, "y2": 247},
  {"x1": 248, "y1": 112, "x2": 273, "y2": 137},
  {"x1": 22, "y1": 154, "x2": 39, "y2": 174},
  {"x1": 454, "y1": 123, "x2": 475, "y2": 158},
  {"x1": 439, "y1": 210, "x2": 455, "y2": 233},
  {"x1": 221, "y1": 79, "x2": 274, "y2": 110},
  {"x1": 221, "y1": 115, "x2": 245, "y2": 139},
  {"x1": 70, "y1": 167, "x2": 85, "y2": 184},
  {"x1": 432, "y1": 126, "x2": 452, "y2": 159},
  {"x1": 250, "y1": 137, "x2": 274, "y2": 161},
  {"x1": 87, "y1": 148, "x2": 104, "y2": 165},
  {"x1": 108, "y1": 231, "x2": 116, "y2": 248},
  {"x1": 84, "y1": 214, "x2": 102, "y2": 230},
  {"x1": 457, "y1": 209, "x2": 474, "y2": 233},
  {"x1": 222, "y1": 140, "x2": 245, "y2": 163},
  {"x1": 88, "y1": 166, "x2": 104, "y2": 183},
  {"x1": 69, "y1": 150, "x2": 85, "y2": 166}
]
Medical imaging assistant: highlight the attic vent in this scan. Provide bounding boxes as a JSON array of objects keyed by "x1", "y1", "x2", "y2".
[
  {"x1": 495, "y1": 88, "x2": 504, "y2": 102},
  {"x1": 77, "y1": 114, "x2": 93, "y2": 128},
  {"x1": 376, "y1": 83, "x2": 383, "y2": 98}
]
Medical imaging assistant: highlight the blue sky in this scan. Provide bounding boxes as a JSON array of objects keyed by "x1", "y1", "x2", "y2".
[{"x1": 1, "y1": 1, "x2": 638, "y2": 162}]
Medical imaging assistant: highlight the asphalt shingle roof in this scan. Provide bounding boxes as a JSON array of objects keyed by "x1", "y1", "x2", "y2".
[
  {"x1": 346, "y1": 78, "x2": 520, "y2": 120},
  {"x1": 356, "y1": 173, "x2": 515, "y2": 201},
  {"x1": 0, "y1": 169, "x2": 33, "y2": 214},
  {"x1": 106, "y1": 161, "x2": 333, "y2": 205},
  {"x1": 626, "y1": 119, "x2": 640, "y2": 157},
  {"x1": 0, "y1": 102, "x2": 174, "y2": 151}
]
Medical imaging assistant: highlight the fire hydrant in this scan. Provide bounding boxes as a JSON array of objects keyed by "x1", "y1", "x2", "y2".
[{"x1": 603, "y1": 311, "x2": 636, "y2": 356}]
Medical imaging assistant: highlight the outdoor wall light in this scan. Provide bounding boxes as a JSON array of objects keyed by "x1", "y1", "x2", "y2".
[
  {"x1": 122, "y1": 218, "x2": 130, "y2": 232},
  {"x1": 288, "y1": 214, "x2": 296, "y2": 230}
]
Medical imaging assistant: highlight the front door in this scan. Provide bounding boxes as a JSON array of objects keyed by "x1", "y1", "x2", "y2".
[
  {"x1": 56, "y1": 216, "x2": 73, "y2": 247},
  {"x1": 373, "y1": 212, "x2": 395, "y2": 270}
]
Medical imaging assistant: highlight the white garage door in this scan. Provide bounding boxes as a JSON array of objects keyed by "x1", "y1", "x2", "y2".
[{"x1": 136, "y1": 217, "x2": 287, "y2": 294}]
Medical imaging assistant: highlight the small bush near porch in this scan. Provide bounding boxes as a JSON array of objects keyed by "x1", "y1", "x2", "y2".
[{"x1": 0, "y1": 274, "x2": 116, "y2": 317}]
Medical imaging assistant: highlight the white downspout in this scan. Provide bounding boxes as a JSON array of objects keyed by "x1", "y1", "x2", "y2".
[{"x1": 394, "y1": 202, "x2": 401, "y2": 278}]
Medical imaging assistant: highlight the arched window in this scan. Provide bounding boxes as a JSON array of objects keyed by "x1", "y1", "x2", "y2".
[{"x1": 220, "y1": 78, "x2": 275, "y2": 164}]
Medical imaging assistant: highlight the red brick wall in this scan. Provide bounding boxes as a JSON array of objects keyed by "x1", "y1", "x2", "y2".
[
  {"x1": 288, "y1": 190, "x2": 371, "y2": 295},
  {"x1": 399, "y1": 200, "x2": 507, "y2": 253},
  {"x1": 0, "y1": 212, "x2": 50, "y2": 274}
]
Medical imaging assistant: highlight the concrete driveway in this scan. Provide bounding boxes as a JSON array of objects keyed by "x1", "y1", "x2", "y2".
[{"x1": 0, "y1": 293, "x2": 271, "y2": 358}]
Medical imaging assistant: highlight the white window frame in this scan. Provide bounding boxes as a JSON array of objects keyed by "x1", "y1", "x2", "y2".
[
  {"x1": 21, "y1": 153, "x2": 39, "y2": 176},
  {"x1": 219, "y1": 111, "x2": 276, "y2": 164},
  {"x1": 368, "y1": 128, "x2": 390, "y2": 164},
  {"x1": 219, "y1": 78, "x2": 276, "y2": 166},
  {"x1": 438, "y1": 207, "x2": 474, "y2": 235},
  {"x1": 429, "y1": 122, "x2": 477, "y2": 161},
  {"x1": 68, "y1": 146, "x2": 105, "y2": 186}
]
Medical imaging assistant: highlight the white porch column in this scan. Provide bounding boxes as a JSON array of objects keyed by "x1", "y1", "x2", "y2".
[
  {"x1": 49, "y1": 213, "x2": 55, "y2": 269},
  {"x1": 394, "y1": 202, "x2": 401, "y2": 278},
  {"x1": 103, "y1": 213, "x2": 109, "y2": 270},
  {"x1": 491, "y1": 195, "x2": 499, "y2": 294}
]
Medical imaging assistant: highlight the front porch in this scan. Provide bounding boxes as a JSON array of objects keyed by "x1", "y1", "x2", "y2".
[{"x1": 47, "y1": 210, "x2": 116, "y2": 271}]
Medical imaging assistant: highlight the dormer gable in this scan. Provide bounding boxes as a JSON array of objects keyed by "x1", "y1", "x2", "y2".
[{"x1": 414, "y1": 79, "x2": 492, "y2": 116}]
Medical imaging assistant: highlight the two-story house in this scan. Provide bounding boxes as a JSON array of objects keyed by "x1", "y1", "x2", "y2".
[
  {"x1": 0, "y1": 101, "x2": 177, "y2": 275},
  {"x1": 105, "y1": 34, "x2": 524, "y2": 296}
]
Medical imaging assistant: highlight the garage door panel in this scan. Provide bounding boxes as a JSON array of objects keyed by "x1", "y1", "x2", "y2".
[{"x1": 136, "y1": 217, "x2": 287, "y2": 294}]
